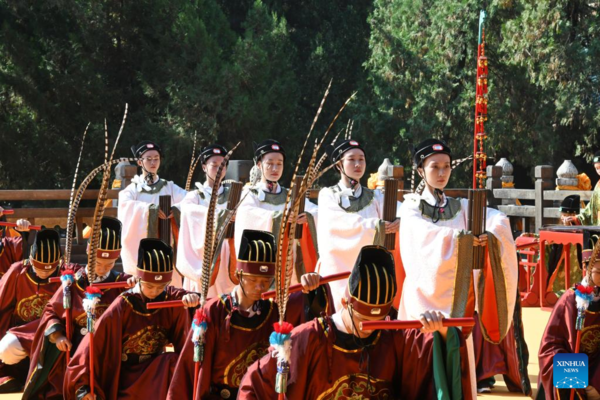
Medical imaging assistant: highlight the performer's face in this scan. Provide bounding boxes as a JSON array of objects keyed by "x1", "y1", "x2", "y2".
[
  {"x1": 341, "y1": 297, "x2": 384, "y2": 339},
  {"x1": 240, "y1": 275, "x2": 275, "y2": 301},
  {"x1": 138, "y1": 150, "x2": 161, "y2": 174},
  {"x1": 258, "y1": 153, "x2": 284, "y2": 182},
  {"x1": 595, "y1": 162, "x2": 600, "y2": 176},
  {"x1": 591, "y1": 262, "x2": 600, "y2": 287},
  {"x1": 34, "y1": 266, "x2": 58, "y2": 279},
  {"x1": 95, "y1": 258, "x2": 116, "y2": 276},
  {"x1": 202, "y1": 156, "x2": 227, "y2": 182},
  {"x1": 419, "y1": 154, "x2": 451, "y2": 190},
  {"x1": 560, "y1": 212, "x2": 577, "y2": 225},
  {"x1": 140, "y1": 281, "x2": 169, "y2": 299},
  {"x1": 339, "y1": 149, "x2": 366, "y2": 181}
]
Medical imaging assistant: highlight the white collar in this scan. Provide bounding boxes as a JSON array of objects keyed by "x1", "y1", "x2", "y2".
[
  {"x1": 337, "y1": 180, "x2": 362, "y2": 197},
  {"x1": 421, "y1": 187, "x2": 447, "y2": 207},
  {"x1": 195, "y1": 181, "x2": 224, "y2": 196},
  {"x1": 231, "y1": 287, "x2": 258, "y2": 317},
  {"x1": 257, "y1": 181, "x2": 281, "y2": 194},
  {"x1": 88, "y1": 270, "x2": 110, "y2": 283},
  {"x1": 332, "y1": 311, "x2": 349, "y2": 333},
  {"x1": 131, "y1": 174, "x2": 160, "y2": 192}
]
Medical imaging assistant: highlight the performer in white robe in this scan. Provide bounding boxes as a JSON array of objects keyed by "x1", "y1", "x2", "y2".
[
  {"x1": 317, "y1": 139, "x2": 400, "y2": 309},
  {"x1": 398, "y1": 138, "x2": 519, "y2": 398},
  {"x1": 235, "y1": 139, "x2": 318, "y2": 285},
  {"x1": 117, "y1": 141, "x2": 187, "y2": 280},
  {"x1": 177, "y1": 144, "x2": 236, "y2": 298}
]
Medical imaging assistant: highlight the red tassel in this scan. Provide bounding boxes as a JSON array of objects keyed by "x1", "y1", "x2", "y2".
[
  {"x1": 85, "y1": 286, "x2": 102, "y2": 296},
  {"x1": 576, "y1": 284, "x2": 594, "y2": 295},
  {"x1": 193, "y1": 308, "x2": 207, "y2": 325},
  {"x1": 273, "y1": 321, "x2": 294, "y2": 334},
  {"x1": 62, "y1": 269, "x2": 75, "y2": 277}
]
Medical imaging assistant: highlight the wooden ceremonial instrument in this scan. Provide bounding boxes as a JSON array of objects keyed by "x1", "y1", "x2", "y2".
[
  {"x1": 146, "y1": 300, "x2": 185, "y2": 309},
  {"x1": 49, "y1": 278, "x2": 130, "y2": 290},
  {"x1": 261, "y1": 271, "x2": 351, "y2": 300},
  {"x1": 158, "y1": 195, "x2": 171, "y2": 244},
  {"x1": 224, "y1": 182, "x2": 243, "y2": 239},
  {"x1": 360, "y1": 317, "x2": 476, "y2": 331},
  {"x1": 292, "y1": 176, "x2": 305, "y2": 239},
  {"x1": 468, "y1": 189, "x2": 487, "y2": 270},
  {"x1": 0, "y1": 222, "x2": 42, "y2": 231},
  {"x1": 383, "y1": 178, "x2": 399, "y2": 250}
]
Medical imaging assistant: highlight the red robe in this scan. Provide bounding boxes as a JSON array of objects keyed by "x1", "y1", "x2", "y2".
[
  {"x1": 0, "y1": 260, "x2": 78, "y2": 390},
  {"x1": 538, "y1": 288, "x2": 600, "y2": 399},
  {"x1": 238, "y1": 316, "x2": 474, "y2": 400},
  {"x1": 23, "y1": 269, "x2": 130, "y2": 399},
  {"x1": 0, "y1": 235, "x2": 23, "y2": 279},
  {"x1": 167, "y1": 287, "x2": 334, "y2": 400},
  {"x1": 63, "y1": 285, "x2": 191, "y2": 400}
]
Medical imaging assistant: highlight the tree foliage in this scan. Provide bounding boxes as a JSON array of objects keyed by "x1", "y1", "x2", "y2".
[{"x1": 0, "y1": 0, "x2": 599, "y2": 190}]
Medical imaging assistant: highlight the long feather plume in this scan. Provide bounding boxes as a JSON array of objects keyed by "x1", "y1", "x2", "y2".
[
  {"x1": 185, "y1": 131, "x2": 198, "y2": 191},
  {"x1": 275, "y1": 87, "x2": 356, "y2": 321},
  {"x1": 65, "y1": 123, "x2": 90, "y2": 265},
  {"x1": 199, "y1": 142, "x2": 241, "y2": 304},
  {"x1": 87, "y1": 105, "x2": 128, "y2": 284}
]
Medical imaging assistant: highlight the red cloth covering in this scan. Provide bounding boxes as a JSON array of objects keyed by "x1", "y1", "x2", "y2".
[
  {"x1": 0, "y1": 261, "x2": 80, "y2": 388},
  {"x1": 238, "y1": 316, "x2": 474, "y2": 400},
  {"x1": 473, "y1": 315, "x2": 531, "y2": 394},
  {"x1": 538, "y1": 288, "x2": 600, "y2": 399},
  {"x1": 63, "y1": 285, "x2": 191, "y2": 400},
  {"x1": 167, "y1": 286, "x2": 334, "y2": 399},
  {"x1": 23, "y1": 270, "x2": 130, "y2": 399},
  {"x1": 0, "y1": 236, "x2": 23, "y2": 279}
]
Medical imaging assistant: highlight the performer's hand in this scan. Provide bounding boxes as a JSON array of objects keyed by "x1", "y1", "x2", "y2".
[
  {"x1": 300, "y1": 273, "x2": 320, "y2": 293},
  {"x1": 473, "y1": 234, "x2": 488, "y2": 247},
  {"x1": 384, "y1": 219, "x2": 400, "y2": 234},
  {"x1": 182, "y1": 293, "x2": 200, "y2": 308},
  {"x1": 15, "y1": 219, "x2": 31, "y2": 232},
  {"x1": 296, "y1": 213, "x2": 308, "y2": 225},
  {"x1": 50, "y1": 332, "x2": 72, "y2": 352},
  {"x1": 420, "y1": 310, "x2": 448, "y2": 338},
  {"x1": 126, "y1": 276, "x2": 138, "y2": 288},
  {"x1": 562, "y1": 216, "x2": 581, "y2": 226}
]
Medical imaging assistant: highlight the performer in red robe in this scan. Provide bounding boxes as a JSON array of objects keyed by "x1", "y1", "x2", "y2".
[
  {"x1": 239, "y1": 246, "x2": 473, "y2": 400},
  {"x1": 0, "y1": 229, "x2": 74, "y2": 393},
  {"x1": 0, "y1": 211, "x2": 32, "y2": 278},
  {"x1": 167, "y1": 229, "x2": 333, "y2": 400},
  {"x1": 23, "y1": 217, "x2": 133, "y2": 399},
  {"x1": 63, "y1": 238, "x2": 199, "y2": 400},
  {"x1": 537, "y1": 241, "x2": 600, "y2": 400}
]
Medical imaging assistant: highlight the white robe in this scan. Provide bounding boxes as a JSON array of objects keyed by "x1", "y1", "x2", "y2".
[
  {"x1": 398, "y1": 189, "x2": 518, "y2": 399},
  {"x1": 317, "y1": 181, "x2": 401, "y2": 310},
  {"x1": 117, "y1": 175, "x2": 187, "y2": 277},
  {"x1": 234, "y1": 182, "x2": 318, "y2": 284},
  {"x1": 177, "y1": 182, "x2": 234, "y2": 298}
]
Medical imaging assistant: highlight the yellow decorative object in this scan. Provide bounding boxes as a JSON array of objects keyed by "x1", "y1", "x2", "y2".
[
  {"x1": 367, "y1": 173, "x2": 379, "y2": 190},
  {"x1": 82, "y1": 226, "x2": 92, "y2": 240},
  {"x1": 556, "y1": 173, "x2": 592, "y2": 191},
  {"x1": 501, "y1": 182, "x2": 514, "y2": 188}
]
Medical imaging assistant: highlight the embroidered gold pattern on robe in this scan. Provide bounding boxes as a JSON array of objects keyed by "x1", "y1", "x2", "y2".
[
  {"x1": 122, "y1": 325, "x2": 168, "y2": 355},
  {"x1": 74, "y1": 304, "x2": 110, "y2": 327},
  {"x1": 316, "y1": 374, "x2": 392, "y2": 400},
  {"x1": 16, "y1": 294, "x2": 51, "y2": 322},
  {"x1": 224, "y1": 340, "x2": 270, "y2": 387},
  {"x1": 581, "y1": 324, "x2": 600, "y2": 356}
]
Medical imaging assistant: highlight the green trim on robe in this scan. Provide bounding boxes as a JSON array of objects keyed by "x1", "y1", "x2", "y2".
[
  {"x1": 577, "y1": 182, "x2": 600, "y2": 225},
  {"x1": 22, "y1": 333, "x2": 63, "y2": 399},
  {"x1": 373, "y1": 219, "x2": 386, "y2": 246},
  {"x1": 450, "y1": 231, "x2": 474, "y2": 318},
  {"x1": 139, "y1": 179, "x2": 168, "y2": 195},
  {"x1": 432, "y1": 328, "x2": 463, "y2": 400},
  {"x1": 305, "y1": 211, "x2": 319, "y2": 256}
]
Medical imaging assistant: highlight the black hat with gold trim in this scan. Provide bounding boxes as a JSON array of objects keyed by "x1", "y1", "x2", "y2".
[
  {"x1": 131, "y1": 140, "x2": 162, "y2": 159},
  {"x1": 345, "y1": 246, "x2": 396, "y2": 317},
  {"x1": 30, "y1": 229, "x2": 62, "y2": 270},
  {"x1": 96, "y1": 217, "x2": 122, "y2": 260},
  {"x1": 413, "y1": 138, "x2": 452, "y2": 166},
  {"x1": 136, "y1": 238, "x2": 173, "y2": 283},
  {"x1": 200, "y1": 144, "x2": 228, "y2": 165},
  {"x1": 253, "y1": 139, "x2": 286, "y2": 162},
  {"x1": 236, "y1": 230, "x2": 276, "y2": 277},
  {"x1": 560, "y1": 195, "x2": 580, "y2": 214},
  {"x1": 331, "y1": 139, "x2": 366, "y2": 164}
]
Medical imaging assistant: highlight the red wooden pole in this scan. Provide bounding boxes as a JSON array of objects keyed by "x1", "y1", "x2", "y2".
[
  {"x1": 360, "y1": 317, "x2": 475, "y2": 331},
  {"x1": 0, "y1": 222, "x2": 42, "y2": 230},
  {"x1": 261, "y1": 272, "x2": 351, "y2": 300},
  {"x1": 146, "y1": 300, "x2": 184, "y2": 309}
]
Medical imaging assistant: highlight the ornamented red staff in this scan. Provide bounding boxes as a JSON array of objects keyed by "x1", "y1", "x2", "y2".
[{"x1": 472, "y1": 10, "x2": 488, "y2": 190}]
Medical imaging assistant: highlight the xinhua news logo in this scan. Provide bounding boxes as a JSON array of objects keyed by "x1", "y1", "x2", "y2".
[{"x1": 553, "y1": 353, "x2": 588, "y2": 389}]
